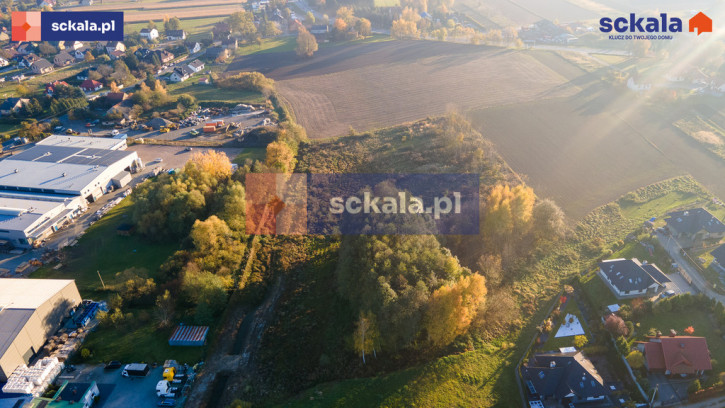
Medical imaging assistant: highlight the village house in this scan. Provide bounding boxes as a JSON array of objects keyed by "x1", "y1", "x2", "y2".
[
  {"x1": 18, "y1": 53, "x2": 40, "y2": 68},
  {"x1": 80, "y1": 79, "x2": 103, "y2": 92},
  {"x1": 0, "y1": 98, "x2": 30, "y2": 115},
  {"x1": 522, "y1": 351, "x2": 611, "y2": 407},
  {"x1": 665, "y1": 208, "x2": 725, "y2": 248},
  {"x1": 53, "y1": 51, "x2": 75, "y2": 67},
  {"x1": 140, "y1": 28, "x2": 159, "y2": 41},
  {"x1": 187, "y1": 59, "x2": 205, "y2": 73},
  {"x1": 73, "y1": 47, "x2": 91, "y2": 59},
  {"x1": 0, "y1": 57, "x2": 9, "y2": 67},
  {"x1": 31, "y1": 59, "x2": 54, "y2": 75},
  {"x1": 170, "y1": 66, "x2": 194, "y2": 83},
  {"x1": 45, "y1": 80, "x2": 70, "y2": 96},
  {"x1": 598, "y1": 258, "x2": 669, "y2": 299},
  {"x1": 166, "y1": 30, "x2": 187, "y2": 40},
  {"x1": 105, "y1": 41, "x2": 125, "y2": 54},
  {"x1": 642, "y1": 335, "x2": 712, "y2": 376}
]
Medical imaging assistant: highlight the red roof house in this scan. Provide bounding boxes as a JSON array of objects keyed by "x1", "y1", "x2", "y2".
[
  {"x1": 80, "y1": 79, "x2": 103, "y2": 92},
  {"x1": 643, "y1": 336, "x2": 712, "y2": 376}
]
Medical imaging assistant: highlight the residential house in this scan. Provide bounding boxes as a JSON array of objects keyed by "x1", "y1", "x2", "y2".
[
  {"x1": 709, "y1": 244, "x2": 725, "y2": 272},
  {"x1": 627, "y1": 76, "x2": 651, "y2": 92},
  {"x1": 67, "y1": 41, "x2": 84, "y2": 50},
  {"x1": 94, "y1": 41, "x2": 108, "y2": 51},
  {"x1": 45, "y1": 80, "x2": 70, "y2": 96},
  {"x1": 2, "y1": 46, "x2": 19, "y2": 60},
  {"x1": 170, "y1": 65, "x2": 194, "y2": 83},
  {"x1": 198, "y1": 77, "x2": 210, "y2": 85},
  {"x1": 598, "y1": 258, "x2": 669, "y2": 298},
  {"x1": 0, "y1": 57, "x2": 8, "y2": 67},
  {"x1": 522, "y1": 351, "x2": 611, "y2": 407},
  {"x1": 18, "y1": 53, "x2": 40, "y2": 68},
  {"x1": 205, "y1": 47, "x2": 229, "y2": 61},
  {"x1": 80, "y1": 0, "x2": 94, "y2": 5},
  {"x1": 643, "y1": 335, "x2": 711, "y2": 376},
  {"x1": 105, "y1": 41, "x2": 125, "y2": 54},
  {"x1": 37, "y1": 0, "x2": 55, "y2": 7},
  {"x1": 109, "y1": 50, "x2": 125, "y2": 60},
  {"x1": 80, "y1": 79, "x2": 103, "y2": 92},
  {"x1": 73, "y1": 47, "x2": 91, "y2": 59},
  {"x1": 31, "y1": 59, "x2": 54, "y2": 74},
  {"x1": 166, "y1": 30, "x2": 186, "y2": 40},
  {"x1": 0, "y1": 98, "x2": 29, "y2": 115},
  {"x1": 53, "y1": 51, "x2": 75, "y2": 67},
  {"x1": 0, "y1": 32, "x2": 9, "y2": 42},
  {"x1": 140, "y1": 28, "x2": 159, "y2": 41},
  {"x1": 157, "y1": 49, "x2": 174, "y2": 64},
  {"x1": 187, "y1": 59, "x2": 204, "y2": 73},
  {"x1": 186, "y1": 41, "x2": 202, "y2": 54},
  {"x1": 665, "y1": 208, "x2": 725, "y2": 247},
  {"x1": 16, "y1": 43, "x2": 35, "y2": 55}
]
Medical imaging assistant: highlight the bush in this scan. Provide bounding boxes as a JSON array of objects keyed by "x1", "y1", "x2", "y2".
[{"x1": 688, "y1": 379, "x2": 702, "y2": 395}]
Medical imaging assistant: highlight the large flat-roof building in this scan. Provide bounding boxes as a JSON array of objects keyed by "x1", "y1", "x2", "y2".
[
  {"x1": 0, "y1": 136, "x2": 142, "y2": 247},
  {"x1": 0, "y1": 279, "x2": 81, "y2": 382}
]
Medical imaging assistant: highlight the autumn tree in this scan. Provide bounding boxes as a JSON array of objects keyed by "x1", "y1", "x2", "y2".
[
  {"x1": 305, "y1": 11, "x2": 315, "y2": 25},
  {"x1": 337, "y1": 234, "x2": 470, "y2": 349},
  {"x1": 266, "y1": 141, "x2": 297, "y2": 172},
  {"x1": 574, "y1": 335, "x2": 588, "y2": 349},
  {"x1": 604, "y1": 314, "x2": 628, "y2": 337},
  {"x1": 295, "y1": 27, "x2": 318, "y2": 58},
  {"x1": 84, "y1": 50, "x2": 95, "y2": 62},
  {"x1": 353, "y1": 311, "x2": 379, "y2": 364},
  {"x1": 531, "y1": 198, "x2": 567, "y2": 240},
  {"x1": 684, "y1": 326, "x2": 695, "y2": 335},
  {"x1": 476, "y1": 254, "x2": 502, "y2": 287},
  {"x1": 424, "y1": 273, "x2": 487, "y2": 347},
  {"x1": 336, "y1": 6, "x2": 355, "y2": 26},
  {"x1": 391, "y1": 19, "x2": 419, "y2": 39},
  {"x1": 626, "y1": 350, "x2": 644, "y2": 369},
  {"x1": 356, "y1": 18, "x2": 371, "y2": 37},
  {"x1": 226, "y1": 11, "x2": 257, "y2": 40}
]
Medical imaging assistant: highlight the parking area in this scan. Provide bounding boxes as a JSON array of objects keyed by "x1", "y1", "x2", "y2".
[
  {"x1": 58, "y1": 364, "x2": 175, "y2": 408},
  {"x1": 128, "y1": 145, "x2": 244, "y2": 170}
]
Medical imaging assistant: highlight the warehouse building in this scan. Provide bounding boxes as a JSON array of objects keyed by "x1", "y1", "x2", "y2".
[
  {"x1": 0, "y1": 279, "x2": 81, "y2": 382},
  {"x1": 0, "y1": 136, "x2": 142, "y2": 247},
  {"x1": 36, "y1": 135, "x2": 128, "y2": 151}
]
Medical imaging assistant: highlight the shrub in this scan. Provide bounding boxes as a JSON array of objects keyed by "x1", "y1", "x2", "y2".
[{"x1": 688, "y1": 379, "x2": 702, "y2": 395}]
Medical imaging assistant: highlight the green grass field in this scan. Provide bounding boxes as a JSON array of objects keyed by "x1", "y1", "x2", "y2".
[
  {"x1": 81, "y1": 318, "x2": 206, "y2": 364},
  {"x1": 30, "y1": 199, "x2": 178, "y2": 296},
  {"x1": 125, "y1": 16, "x2": 226, "y2": 37},
  {"x1": 233, "y1": 148, "x2": 266, "y2": 164},
  {"x1": 167, "y1": 81, "x2": 266, "y2": 104}
]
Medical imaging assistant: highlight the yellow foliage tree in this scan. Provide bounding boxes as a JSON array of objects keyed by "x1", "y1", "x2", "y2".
[
  {"x1": 266, "y1": 141, "x2": 296, "y2": 173},
  {"x1": 185, "y1": 150, "x2": 233, "y2": 181},
  {"x1": 424, "y1": 273, "x2": 487, "y2": 347}
]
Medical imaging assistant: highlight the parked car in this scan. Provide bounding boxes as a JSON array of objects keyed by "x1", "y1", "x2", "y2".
[
  {"x1": 189, "y1": 129, "x2": 199, "y2": 136},
  {"x1": 105, "y1": 361, "x2": 122, "y2": 370},
  {"x1": 660, "y1": 289, "x2": 676, "y2": 299},
  {"x1": 158, "y1": 399, "x2": 176, "y2": 407}
]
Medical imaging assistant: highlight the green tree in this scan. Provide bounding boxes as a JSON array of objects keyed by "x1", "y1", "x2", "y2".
[
  {"x1": 266, "y1": 141, "x2": 296, "y2": 172},
  {"x1": 226, "y1": 11, "x2": 257, "y2": 40},
  {"x1": 164, "y1": 16, "x2": 181, "y2": 31},
  {"x1": 688, "y1": 379, "x2": 702, "y2": 395},
  {"x1": 295, "y1": 27, "x2": 319, "y2": 58},
  {"x1": 305, "y1": 11, "x2": 315, "y2": 25},
  {"x1": 353, "y1": 311, "x2": 379, "y2": 364},
  {"x1": 626, "y1": 350, "x2": 644, "y2": 369}
]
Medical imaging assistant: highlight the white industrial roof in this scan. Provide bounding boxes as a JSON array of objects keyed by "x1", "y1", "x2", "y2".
[
  {"x1": 37, "y1": 135, "x2": 126, "y2": 150},
  {"x1": 0, "y1": 196, "x2": 67, "y2": 233},
  {"x1": 0, "y1": 279, "x2": 76, "y2": 309},
  {"x1": 0, "y1": 160, "x2": 108, "y2": 193}
]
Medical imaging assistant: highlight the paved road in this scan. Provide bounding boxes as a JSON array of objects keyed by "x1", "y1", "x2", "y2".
[{"x1": 656, "y1": 231, "x2": 725, "y2": 304}]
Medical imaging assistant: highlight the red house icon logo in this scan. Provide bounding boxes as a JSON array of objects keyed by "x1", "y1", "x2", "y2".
[
  {"x1": 689, "y1": 12, "x2": 712, "y2": 35},
  {"x1": 11, "y1": 12, "x2": 41, "y2": 42}
]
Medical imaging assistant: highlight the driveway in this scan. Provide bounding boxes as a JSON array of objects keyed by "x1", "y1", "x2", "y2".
[
  {"x1": 649, "y1": 373, "x2": 688, "y2": 406},
  {"x1": 656, "y1": 231, "x2": 725, "y2": 304}
]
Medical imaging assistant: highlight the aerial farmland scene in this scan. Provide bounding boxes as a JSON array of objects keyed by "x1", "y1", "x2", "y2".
[{"x1": 1, "y1": 0, "x2": 725, "y2": 407}]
